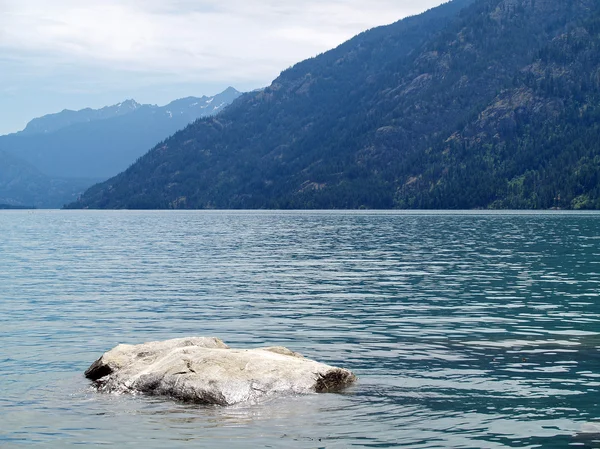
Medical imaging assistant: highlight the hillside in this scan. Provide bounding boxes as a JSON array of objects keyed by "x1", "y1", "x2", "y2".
[
  {"x1": 0, "y1": 205, "x2": 35, "y2": 209},
  {"x1": 68, "y1": 0, "x2": 600, "y2": 210},
  {"x1": 0, "y1": 150, "x2": 93, "y2": 208},
  {"x1": 1, "y1": 87, "x2": 241, "y2": 180}
]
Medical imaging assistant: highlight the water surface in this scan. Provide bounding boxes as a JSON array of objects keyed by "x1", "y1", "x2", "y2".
[{"x1": 1, "y1": 210, "x2": 600, "y2": 448}]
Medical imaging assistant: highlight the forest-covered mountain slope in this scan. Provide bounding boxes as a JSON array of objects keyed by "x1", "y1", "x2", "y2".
[{"x1": 68, "y1": 0, "x2": 600, "y2": 210}]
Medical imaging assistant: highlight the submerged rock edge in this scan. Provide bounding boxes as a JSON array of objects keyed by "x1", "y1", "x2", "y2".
[{"x1": 85, "y1": 337, "x2": 357, "y2": 406}]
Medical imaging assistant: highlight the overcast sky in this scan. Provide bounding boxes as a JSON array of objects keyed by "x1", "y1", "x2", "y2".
[{"x1": 0, "y1": 0, "x2": 446, "y2": 135}]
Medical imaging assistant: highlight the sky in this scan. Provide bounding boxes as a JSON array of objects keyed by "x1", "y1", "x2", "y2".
[{"x1": 0, "y1": 0, "x2": 446, "y2": 135}]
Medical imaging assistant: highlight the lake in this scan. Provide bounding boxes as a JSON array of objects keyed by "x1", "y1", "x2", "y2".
[{"x1": 1, "y1": 210, "x2": 600, "y2": 448}]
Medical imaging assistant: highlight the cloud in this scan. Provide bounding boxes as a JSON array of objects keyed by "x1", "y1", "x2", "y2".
[
  {"x1": 0, "y1": 0, "x2": 446, "y2": 134},
  {"x1": 0, "y1": 0, "x2": 445, "y2": 86}
]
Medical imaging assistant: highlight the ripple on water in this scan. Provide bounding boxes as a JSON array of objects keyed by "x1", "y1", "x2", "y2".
[{"x1": 1, "y1": 210, "x2": 600, "y2": 448}]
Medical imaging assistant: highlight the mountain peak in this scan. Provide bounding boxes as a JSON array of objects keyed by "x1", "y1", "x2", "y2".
[
  {"x1": 114, "y1": 99, "x2": 141, "y2": 110},
  {"x1": 19, "y1": 100, "x2": 143, "y2": 136},
  {"x1": 1, "y1": 88, "x2": 244, "y2": 183},
  {"x1": 162, "y1": 88, "x2": 242, "y2": 114}
]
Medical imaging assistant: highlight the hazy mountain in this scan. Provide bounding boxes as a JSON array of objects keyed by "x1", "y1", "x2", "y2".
[
  {"x1": 0, "y1": 150, "x2": 95, "y2": 208},
  {"x1": 19, "y1": 100, "x2": 143, "y2": 136},
  {"x1": 1, "y1": 87, "x2": 241, "y2": 180},
  {"x1": 68, "y1": 0, "x2": 600, "y2": 210},
  {"x1": 0, "y1": 204, "x2": 34, "y2": 209}
]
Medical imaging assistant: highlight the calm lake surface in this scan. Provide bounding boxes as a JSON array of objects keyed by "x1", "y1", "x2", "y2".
[{"x1": 1, "y1": 210, "x2": 600, "y2": 448}]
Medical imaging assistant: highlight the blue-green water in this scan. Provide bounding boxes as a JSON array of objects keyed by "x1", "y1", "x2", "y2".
[{"x1": 1, "y1": 210, "x2": 600, "y2": 448}]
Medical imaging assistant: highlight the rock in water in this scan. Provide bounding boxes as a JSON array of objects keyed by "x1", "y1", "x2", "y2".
[{"x1": 85, "y1": 337, "x2": 356, "y2": 405}]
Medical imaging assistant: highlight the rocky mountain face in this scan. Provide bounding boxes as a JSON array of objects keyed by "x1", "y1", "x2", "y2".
[{"x1": 69, "y1": 0, "x2": 600, "y2": 210}]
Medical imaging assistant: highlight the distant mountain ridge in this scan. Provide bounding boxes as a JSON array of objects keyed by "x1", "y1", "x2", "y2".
[
  {"x1": 68, "y1": 0, "x2": 600, "y2": 210},
  {"x1": 18, "y1": 87, "x2": 240, "y2": 138},
  {"x1": 1, "y1": 87, "x2": 241, "y2": 179},
  {"x1": 19, "y1": 99, "x2": 143, "y2": 136},
  {"x1": 0, "y1": 87, "x2": 241, "y2": 207}
]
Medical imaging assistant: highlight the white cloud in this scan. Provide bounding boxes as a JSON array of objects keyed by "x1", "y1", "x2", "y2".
[
  {"x1": 0, "y1": 0, "x2": 446, "y2": 134},
  {"x1": 0, "y1": 0, "x2": 445, "y2": 84}
]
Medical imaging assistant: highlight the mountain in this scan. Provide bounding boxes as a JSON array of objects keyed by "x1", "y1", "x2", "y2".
[
  {"x1": 18, "y1": 100, "x2": 143, "y2": 136},
  {"x1": 68, "y1": 0, "x2": 600, "y2": 210},
  {"x1": 0, "y1": 150, "x2": 94, "y2": 208},
  {"x1": 0, "y1": 204, "x2": 35, "y2": 209},
  {"x1": 1, "y1": 87, "x2": 241, "y2": 180}
]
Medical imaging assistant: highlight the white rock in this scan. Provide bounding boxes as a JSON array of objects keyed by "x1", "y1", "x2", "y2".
[{"x1": 85, "y1": 337, "x2": 356, "y2": 406}]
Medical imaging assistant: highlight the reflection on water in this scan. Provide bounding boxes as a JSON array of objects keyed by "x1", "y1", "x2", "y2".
[{"x1": 1, "y1": 210, "x2": 599, "y2": 448}]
